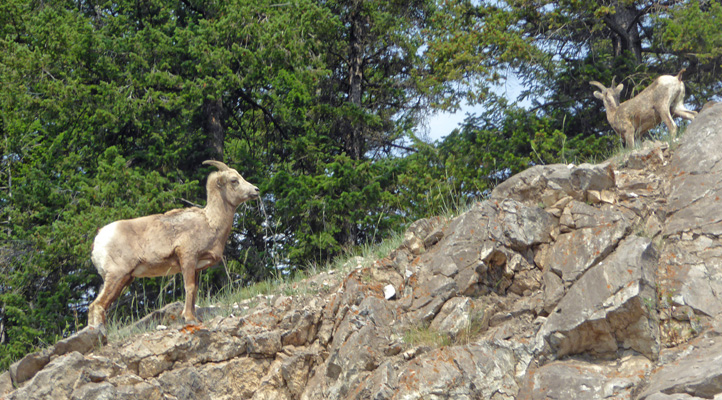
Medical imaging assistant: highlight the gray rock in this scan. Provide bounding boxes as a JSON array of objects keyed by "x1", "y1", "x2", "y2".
[
  {"x1": 626, "y1": 142, "x2": 667, "y2": 170},
  {"x1": 665, "y1": 103, "x2": 722, "y2": 237},
  {"x1": 429, "y1": 297, "x2": 473, "y2": 337},
  {"x1": 70, "y1": 382, "x2": 117, "y2": 400},
  {"x1": 498, "y1": 199, "x2": 554, "y2": 251},
  {"x1": 7, "y1": 351, "x2": 86, "y2": 400},
  {"x1": 157, "y1": 366, "x2": 210, "y2": 400},
  {"x1": 542, "y1": 269, "x2": 565, "y2": 314},
  {"x1": 518, "y1": 356, "x2": 651, "y2": 399},
  {"x1": 280, "y1": 352, "x2": 317, "y2": 398},
  {"x1": 54, "y1": 325, "x2": 107, "y2": 357},
  {"x1": 247, "y1": 331, "x2": 282, "y2": 357},
  {"x1": 0, "y1": 370, "x2": 13, "y2": 397},
  {"x1": 280, "y1": 309, "x2": 320, "y2": 347},
  {"x1": 638, "y1": 334, "x2": 722, "y2": 399},
  {"x1": 199, "y1": 357, "x2": 272, "y2": 400},
  {"x1": 393, "y1": 341, "x2": 528, "y2": 399},
  {"x1": 537, "y1": 217, "x2": 630, "y2": 283},
  {"x1": 660, "y1": 238, "x2": 722, "y2": 317},
  {"x1": 9, "y1": 347, "x2": 53, "y2": 385},
  {"x1": 491, "y1": 162, "x2": 615, "y2": 206},
  {"x1": 538, "y1": 236, "x2": 660, "y2": 360}
]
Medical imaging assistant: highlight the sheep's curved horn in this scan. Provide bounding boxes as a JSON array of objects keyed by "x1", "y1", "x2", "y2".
[
  {"x1": 676, "y1": 68, "x2": 686, "y2": 80},
  {"x1": 589, "y1": 81, "x2": 607, "y2": 90},
  {"x1": 202, "y1": 160, "x2": 231, "y2": 171}
]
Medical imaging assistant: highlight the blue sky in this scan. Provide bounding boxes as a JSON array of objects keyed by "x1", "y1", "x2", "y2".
[{"x1": 419, "y1": 74, "x2": 526, "y2": 143}]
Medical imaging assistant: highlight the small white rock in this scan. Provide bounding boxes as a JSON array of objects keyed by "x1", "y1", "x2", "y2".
[
  {"x1": 383, "y1": 284, "x2": 397, "y2": 300},
  {"x1": 156, "y1": 325, "x2": 168, "y2": 331}
]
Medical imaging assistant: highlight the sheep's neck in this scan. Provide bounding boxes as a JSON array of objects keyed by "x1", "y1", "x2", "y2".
[
  {"x1": 603, "y1": 100, "x2": 618, "y2": 126},
  {"x1": 205, "y1": 196, "x2": 236, "y2": 235}
]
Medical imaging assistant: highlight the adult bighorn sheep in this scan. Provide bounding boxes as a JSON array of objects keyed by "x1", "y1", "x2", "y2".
[
  {"x1": 87, "y1": 160, "x2": 259, "y2": 326},
  {"x1": 590, "y1": 69, "x2": 697, "y2": 148}
]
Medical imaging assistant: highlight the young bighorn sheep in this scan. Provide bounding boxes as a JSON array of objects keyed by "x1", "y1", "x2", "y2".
[
  {"x1": 590, "y1": 69, "x2": 697, "y2": 148},
  {"x1": 87, "y1": 160, "x2": 259, "y2": 326}
]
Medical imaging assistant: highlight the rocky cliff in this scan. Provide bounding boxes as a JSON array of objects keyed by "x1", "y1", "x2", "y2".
[{"x1": 3, "y1": 104, "x2": 722, "y2": 400}]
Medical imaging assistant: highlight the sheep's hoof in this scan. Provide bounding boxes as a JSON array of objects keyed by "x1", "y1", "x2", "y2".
[{"x1": 182, "y1": 315, "x2": 202, "y2": 325}]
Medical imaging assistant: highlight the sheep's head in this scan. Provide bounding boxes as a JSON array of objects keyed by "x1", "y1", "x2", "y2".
[
  {"x1": 590, "y1": 80, "x2": 624, "y2": 109},
  {"x1": 203, "y1": 160, "x2": 259, "y2": 206}
]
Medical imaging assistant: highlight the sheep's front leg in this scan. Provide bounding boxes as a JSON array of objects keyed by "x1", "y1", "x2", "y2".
[
  {"x1": 617, "y1": 121, "x2": 636, "y2": 149},
  {"x1": 659, "y1": 109, "x2": 679, "y2": 141},
  {"x1": 181, "y1": 264, "x2": 201, "y2": 323}
]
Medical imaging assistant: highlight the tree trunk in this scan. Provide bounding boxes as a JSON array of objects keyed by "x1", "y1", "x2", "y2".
[
  {"x1": 346, "y1": 1, "x2": 366, "y2": 160},
  {"x1": 204, "y1": 97, "x2": 225, "y2": 160},
  {"x1": 604, "y1": 1, "x2": 644, "y2": 64}
]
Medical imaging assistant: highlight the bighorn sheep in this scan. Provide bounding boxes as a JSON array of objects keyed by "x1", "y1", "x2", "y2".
[
  {"x1": 590, "y1": 69, "x2": 697, "y2": 148},
  {"x1": 87, "y1": 160, "x2": 259, "y2": 326}
]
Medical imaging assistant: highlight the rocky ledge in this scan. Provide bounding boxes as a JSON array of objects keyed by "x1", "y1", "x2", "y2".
[{"x1": 3, "y1": 103, "x2": 722, "y2": 399}]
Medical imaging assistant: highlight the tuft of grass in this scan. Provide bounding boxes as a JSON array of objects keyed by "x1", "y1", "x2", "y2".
[
  {"x1": 402, "y1": 322, "x2": 452, "y2": 348},
  {"x1": 453, "y1": 309, "x2": 488, "y2": 346},
  {"x1": 402, "y1": 308, "x2": 487, "y2": 349},
  {"x1": 106, "y1": 313, "x2": 157, "y2": 343}
]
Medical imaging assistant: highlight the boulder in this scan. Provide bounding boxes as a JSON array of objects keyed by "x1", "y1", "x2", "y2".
[
  {"x1": 9, "y1": 347, "x2": 53, "y2": 385},
  {"x1": 247, "y1": 331, "x2": 282, "y2": 358},
  {"x1": 638, "y1": 332, "x2": 722, "y2": 399},
  {"x1": 491, "y1": 162, "x2": 615, "y2": 206},
  {"x1": 393, "y1": 341, "x2": 530, "y2": 400},
  {"x1": 54, "y1": 325, "x2": 108, "y2": 357},
  {"x1": 7, "y1": 352, "x2": 86, "y2": 400},
  {"x1": 659, "y1": 104, "x2": 722, "y2": 319},
  {"x1": 429, "y1": 297, "x2": 474, "y2": 337},
  {"x1": 537, "y1": 218, "x2": 630, "y2": 283},
  {"x1": 538, "y1": 236, "x2": 660, "y2": 361},
  {"x1": 518, "y1": 356, "x2": 652, "y2": 399},
  {"x1": 199, "y1": 357, "x2": 272, "y2": 400}
]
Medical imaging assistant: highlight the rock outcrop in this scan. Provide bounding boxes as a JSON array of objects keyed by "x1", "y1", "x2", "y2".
[{"x1": 4, "y1": 103, "x2": 722, "y2": 399}]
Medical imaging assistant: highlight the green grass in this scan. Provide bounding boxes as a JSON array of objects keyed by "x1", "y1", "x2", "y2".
[
  {"x1": 401, "y1": 308, "x2": 487, "y2": 349},
  {"x1": 402, "y1": 322, "x2": 452, "y2": 348}
]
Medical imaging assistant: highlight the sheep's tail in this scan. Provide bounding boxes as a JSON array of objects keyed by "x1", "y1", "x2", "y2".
[{"x1": 676, "y1": 68, "x2": 686, "y2": 81}]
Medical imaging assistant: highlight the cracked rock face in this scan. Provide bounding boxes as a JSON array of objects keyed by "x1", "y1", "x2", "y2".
[{"x1": 5, "y1": 105, "x2": 722, "y2": 400}]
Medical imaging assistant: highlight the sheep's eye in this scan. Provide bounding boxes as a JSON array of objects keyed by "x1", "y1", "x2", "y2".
[{"x1": 230, "y1": 179, "x2": 239, "y2": 185}]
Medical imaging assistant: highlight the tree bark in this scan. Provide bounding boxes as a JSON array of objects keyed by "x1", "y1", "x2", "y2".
[
  {"x1": 204, "y1": 97, "x2": 225, "y2": 161},
  {"x1": 346, "y1": 1, "x2": 366, "y2": 160},
  {"x1": 604, "y1": 1, "x2": 644, "y2": 64}
]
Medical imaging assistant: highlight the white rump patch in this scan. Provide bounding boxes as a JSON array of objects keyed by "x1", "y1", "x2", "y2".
[{"x1": 91, "y1": 222, "x2": 118, "y2": 278}]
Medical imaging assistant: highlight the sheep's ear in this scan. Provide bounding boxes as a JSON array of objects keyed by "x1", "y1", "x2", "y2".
[
  {"x1": 615, "y1": 83, "x2": 624, "y2": 93},
  {"x1": 593, "y1": 91, "x2": 604, "y2": 99},
  {"x1": 216, "y1": 174, "x2": 227, "y2": 188}
]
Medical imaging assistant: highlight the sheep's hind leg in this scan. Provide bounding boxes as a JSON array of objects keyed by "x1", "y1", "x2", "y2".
[
  {"x1": 673, "y1": 107, "x2": 697, "y2": 121},
  {"x1": 88, "y1": 273, "x2": 133, "y2": 326}
]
